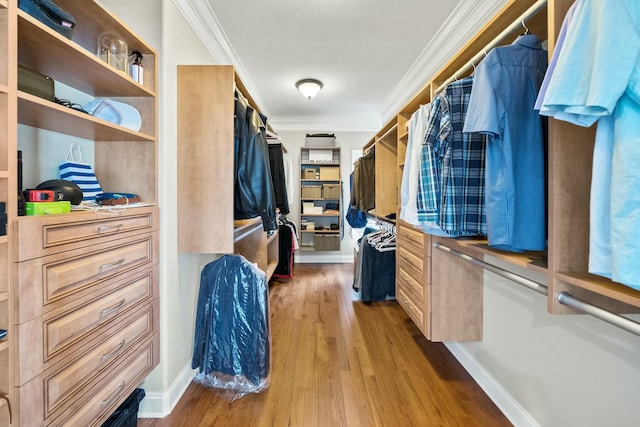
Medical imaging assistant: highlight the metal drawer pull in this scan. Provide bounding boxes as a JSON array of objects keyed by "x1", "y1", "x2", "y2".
[
  {"x1": 99, "y1": 258, "x2": 125, "y2": 270},
  {"x1": 100, "y1": 340, "x2": 126, "y2": 363},
  {"x1": 100, "y1": 299, "x2": 126, "y2": 316},
  {"x1": 97, "y1": 224, "x2": 124, "y2": 233},
  {"x1": 100, "y1": 381, "x2": 125, "y2": 407}
]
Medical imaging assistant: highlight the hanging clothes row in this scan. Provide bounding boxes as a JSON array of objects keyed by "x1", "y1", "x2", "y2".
[
  {"x1": 267, "y1": 141, "x2": 291, "y2": 215},
  {"x1": 401, "y1": 31, "x2": 548, "y2": 253},
  {"x1": 234, "y1": 90, "x2": 277, "y2": 232},
  {"x1": 353, "y1": 221, "x2": 396, "y2": 303},
  {"x1": 349, "y1": 147, "x2": 375, "y2": 214},
  {"x1": 272, "y1": 214, "x2": 299, "y2": 279},
  {"x1": 536, "y1": 0, "x2": 640, "y2": 290}
]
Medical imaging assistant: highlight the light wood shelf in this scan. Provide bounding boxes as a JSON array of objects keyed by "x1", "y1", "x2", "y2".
[
  {"x1": 0, "y1": 0, "x2": 6, "y2": 10},
  {"x1": 18, "y1": 92, "x2": 155, "y2": 141},
  {"x1": 555, "y1": 272, "x2": 640, "y2": 309},
  {"x1": 0, "y1": 340, "x2": 7, "y2": 352},
  {"x1": 0, "y1": 83, "x2": 8, "y2": 94}
]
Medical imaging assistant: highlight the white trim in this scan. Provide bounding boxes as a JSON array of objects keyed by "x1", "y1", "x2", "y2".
[
  {"x1": 171, "y1": 0, "x2": 269, "y2": 117},
  {"x1": 295, "y1": 254, "x2": 354, "y2": 264},
  {"x1": 138, "y1": 364, "x2": 198, "y2": 419},
  {"x1": 270, "y1": 116, "x2": 382, "y2": 132},
  {"x1": 382, "y1": 0, "x2": 508, "y2": 123},
  {"x1": 445, "y1": 342, "x2": 540, "y2": 427}
]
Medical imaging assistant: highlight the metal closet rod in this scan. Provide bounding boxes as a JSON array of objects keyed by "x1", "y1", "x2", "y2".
[
  {"x1": 433, "y1": 243, "x2": 548, "y2": 295},
  {"x1": 557, "y1": 292, "x2": 640, "y2": 338},
  {"x1": 434, "y1": 242, "x2": 640, "y2": 337},
  {"x1": 435, "y1": 0, "x2": 548, "y2": 93}
]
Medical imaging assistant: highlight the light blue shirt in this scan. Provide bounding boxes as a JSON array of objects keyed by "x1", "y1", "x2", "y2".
[
  {"x1": 539, "y1": 0, "x2": 640, "y2": 289},
  {"x1": 463, "y1": 35, "x2": 548, "y2": 252}
]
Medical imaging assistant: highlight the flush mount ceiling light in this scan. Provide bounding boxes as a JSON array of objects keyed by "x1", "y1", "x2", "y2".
[{"x1": 295, "y1": 78, "x2": 323, "y2": 100}]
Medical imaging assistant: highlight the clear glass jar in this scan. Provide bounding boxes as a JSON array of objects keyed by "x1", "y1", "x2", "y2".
[{"x1": 97, "y1": 32, "x2": 128, "y2": 73}]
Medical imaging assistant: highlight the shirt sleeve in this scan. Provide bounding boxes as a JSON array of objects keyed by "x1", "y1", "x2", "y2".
[
  {"x1": 462, "y1": 57, "x2": 503, "y2": 138},
  {"x1": 538, "y1": 0, "x2": 640, "y2": 126}
]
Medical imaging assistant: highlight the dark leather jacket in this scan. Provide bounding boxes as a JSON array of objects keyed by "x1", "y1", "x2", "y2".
[{"x1": 234, "y1": 91, "x2": 277, "y2": 231}]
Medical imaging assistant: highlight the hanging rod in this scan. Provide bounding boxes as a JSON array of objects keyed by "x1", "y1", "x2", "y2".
[
  {"x1": 435, "y1": 0, "x2": 548, "y2": 94},
  {"x1": 557, "y1": 292, "x2": 640, "y2": 338},
  {"x1": 377, "y1": 123, "x2": 399, "y2": 143},
  {"x1": 433, "y1": 243, "x2": 548, "y2": 295}
]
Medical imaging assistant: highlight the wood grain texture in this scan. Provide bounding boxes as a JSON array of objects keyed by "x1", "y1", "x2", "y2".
[{"x1": 139, "y1": 264, "x2": 509, "y2": 427}]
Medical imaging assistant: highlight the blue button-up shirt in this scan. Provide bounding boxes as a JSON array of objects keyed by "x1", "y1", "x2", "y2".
[{"x1": 464, "y1": 34, "x2": 548, "y2": 252}]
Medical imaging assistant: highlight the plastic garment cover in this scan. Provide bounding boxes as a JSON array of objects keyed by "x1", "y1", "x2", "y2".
[{"x1": 191, "y1": 254, "x2": 271, "y2": 401}]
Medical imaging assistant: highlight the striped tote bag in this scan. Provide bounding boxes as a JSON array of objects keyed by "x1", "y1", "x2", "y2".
[{"x1": 59, "y1": 143, "x2": 103, "y2": 202}]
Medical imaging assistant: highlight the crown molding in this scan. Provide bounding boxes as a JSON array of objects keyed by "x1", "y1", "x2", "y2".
[
  {"x1": 171, "y1": 0, "x2": 270, "y2": 117},
  {"x1": 269, "y1": 115, "x2": 382, "y2": 132},
  {"x1": 382, "y1": 0, "x2": 508, "y2": 123}
]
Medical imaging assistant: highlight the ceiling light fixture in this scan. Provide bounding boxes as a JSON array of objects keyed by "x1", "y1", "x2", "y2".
[{"x1": 295, "y1": 78, "x2": 323, "y2": 100}]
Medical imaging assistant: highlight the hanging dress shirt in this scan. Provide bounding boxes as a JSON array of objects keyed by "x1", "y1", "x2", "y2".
[
  {"x1": 538, "y1": 0, "x2": 640, "y2": 289},
  {"x1": 464, "y1": 34, "x2": 548, "y2": 252}
]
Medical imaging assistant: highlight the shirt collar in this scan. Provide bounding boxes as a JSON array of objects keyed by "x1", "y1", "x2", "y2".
[{"x1": 513, "y1": 34, "x2": 542, "y2": 49}]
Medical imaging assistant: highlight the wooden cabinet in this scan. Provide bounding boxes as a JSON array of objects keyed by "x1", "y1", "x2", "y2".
[
  {"x1": 299, "y1": 147, "x2": 341, "y2": 251},
  {"x1": 1, "y1": 1, "x2": 160, "y2": 425},
  {"x1": 177, "y1": 65, "x2": 279, "y2": 277},
  {"x1": 396, "y1": 221, "x2": 482, "y2": 341}
]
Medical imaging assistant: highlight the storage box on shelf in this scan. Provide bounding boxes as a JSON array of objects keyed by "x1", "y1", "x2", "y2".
[{"x1": 2, "y1": 1, "x2": 160, "y2": 425}]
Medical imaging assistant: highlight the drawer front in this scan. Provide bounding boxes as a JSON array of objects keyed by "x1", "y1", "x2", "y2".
[
  {"x1": 397, "y1": 246, "x2": 425, "y2": 275},
  {"x1": 14, "y1": 207, "x2": 158, "y2": 261},
  {"x1": 45, "y1": 304, "x2": 155, "y2": 416},
  {"x1": 397, "y1": 287, "x2": 425, "y2": 333},
  {"x1": 397, "y1": 266, "x2": 426, "y2": 302},
  {"x1": 398, "y1": 224, "x2": 428, "y2": 255},
  {"x1": 44, "y1": 235, "x2": 154, "y2": 303},
  {"x1": 48, "y1": 334, "x2": 158, "y2": 427},
  {"x1": 43, "y1": 214, "x2": 154, "y2": 248},
  {"x1": 44, "y1": 272, "x2": 154, "y2": 359}
]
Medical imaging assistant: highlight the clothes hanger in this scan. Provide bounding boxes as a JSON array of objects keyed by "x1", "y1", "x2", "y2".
[{"x1": 521, "y1": 19, "x2": 531, "y2": 35}]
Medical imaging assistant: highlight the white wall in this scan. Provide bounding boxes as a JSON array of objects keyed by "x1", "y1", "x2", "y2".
[
  {"x1": 447, "y1": 258, "x2": 640, "y2": 427},
  {"x1": 276, "y1": 131, "x2": 375, "y2": 263}
]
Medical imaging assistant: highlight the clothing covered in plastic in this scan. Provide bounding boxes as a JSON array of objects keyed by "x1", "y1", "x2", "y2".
[
  {"x1": 234, "y1": 90, "x2": 278, "y2": 231},
  {"x1": 191, "y1": 254, "x2": 271, "y2": 400}
]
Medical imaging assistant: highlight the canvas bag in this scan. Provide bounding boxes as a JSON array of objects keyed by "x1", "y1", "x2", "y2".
[{"x1": 59, "y1": 143, "x2": 103, "y2": 202}]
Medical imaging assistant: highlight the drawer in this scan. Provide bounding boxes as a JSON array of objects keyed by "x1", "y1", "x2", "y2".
[
  {"x1": 397, "y1": 266, "x2": 426, "y2": 303},
  {"x1": 397, "y1": 245, "x2": 425, "y2": 275},
  {"x1": 14, "y1": 207, "x2": 158, "y2": 261},
  {"x1": 398, "y1": 224, "x2": 428, "y2": 255},
  {"x1": 44, "y1": 303, "x2": 156, "y2": 416},
  {"x1": 397, "y1": 287, "x2": 426, "y2": 333},
  {"x1": 44, "y1": 236, "x2": 155, "y2": 304},
  {"x1": 44, "y1": 271, "x2": 155, "y2": 359},
  {"x1": 48, "y1": 334, "x2": 158, "y2": 427}
]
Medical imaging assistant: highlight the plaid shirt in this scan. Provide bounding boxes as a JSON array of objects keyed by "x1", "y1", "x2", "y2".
[
  {"x1": 417, "y1": 77, "x2": 486, "y2": 236},
  {"x1": 439, "y1": 77, "x2": 487, "y2": 235}
]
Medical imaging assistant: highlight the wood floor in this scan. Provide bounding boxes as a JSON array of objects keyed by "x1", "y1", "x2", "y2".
[{"x1": 138, "y1": 263, "x2": 511, "y2": 427}]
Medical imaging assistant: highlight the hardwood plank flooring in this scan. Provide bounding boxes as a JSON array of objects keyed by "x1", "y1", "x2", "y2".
[{"x1": 138, "y1": 263, "x2": 511, "y2": 427}]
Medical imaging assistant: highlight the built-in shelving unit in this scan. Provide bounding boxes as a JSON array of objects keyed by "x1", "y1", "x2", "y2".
[
  {"x1": 299, "y1": 146, "x2": 341, "y2": 251},
  {"x1": 1, "y1": 1, "x2": 160, "y2": 425}
]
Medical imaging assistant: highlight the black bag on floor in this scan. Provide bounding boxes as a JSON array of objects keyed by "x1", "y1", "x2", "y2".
[{"x1": 18, "y1": 0, "x2": 75, "y2": 39}]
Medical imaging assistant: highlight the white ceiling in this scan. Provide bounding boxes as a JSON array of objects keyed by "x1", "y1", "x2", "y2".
[{"x1": 173, "y1": 0, "x2": 509, "y2": 131}]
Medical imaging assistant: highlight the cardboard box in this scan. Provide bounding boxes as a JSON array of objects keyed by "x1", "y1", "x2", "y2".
[
  {"x1": 322, "y1": 184, "x2": 340, "y2": 199},
  {"x1": 303, "y1": 203, "x2": 323, "y2": 215},
  {"x1": 301, "y1": 185, "x2": 322, "y2": 199},
  {"x1": 320, "y1": 166, "x2": 340, "y2": 180},
  {"x1": 315, "y1": 234, "x2": 340, "y2": 251},
  {"x1": 303, "y1": 168, "x2": 318, "y2": 179},
  {"x1": 25, "y1": 201, "x2": 71, "y2": 216}
]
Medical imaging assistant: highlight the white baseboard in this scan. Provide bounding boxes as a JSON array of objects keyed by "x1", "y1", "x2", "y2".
[
  {"x1": 295, "y1": 254, "x2": 353, "y2": 264},
  {"x1": 445, "y1": 342, "x2": 540, "y2": 427},
  {"x1": 138, "y1": 364, "x2": 197, "y2": 418}
]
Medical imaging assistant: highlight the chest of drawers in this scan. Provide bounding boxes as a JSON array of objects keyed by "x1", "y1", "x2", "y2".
[{"x1": 11, "y1": 207, "x2": 160, "y2": 426}]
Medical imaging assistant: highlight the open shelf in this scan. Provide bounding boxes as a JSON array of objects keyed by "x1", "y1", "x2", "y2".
[{"x1": 555, "y1": 272, "x2": 640, "y2": 309}]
